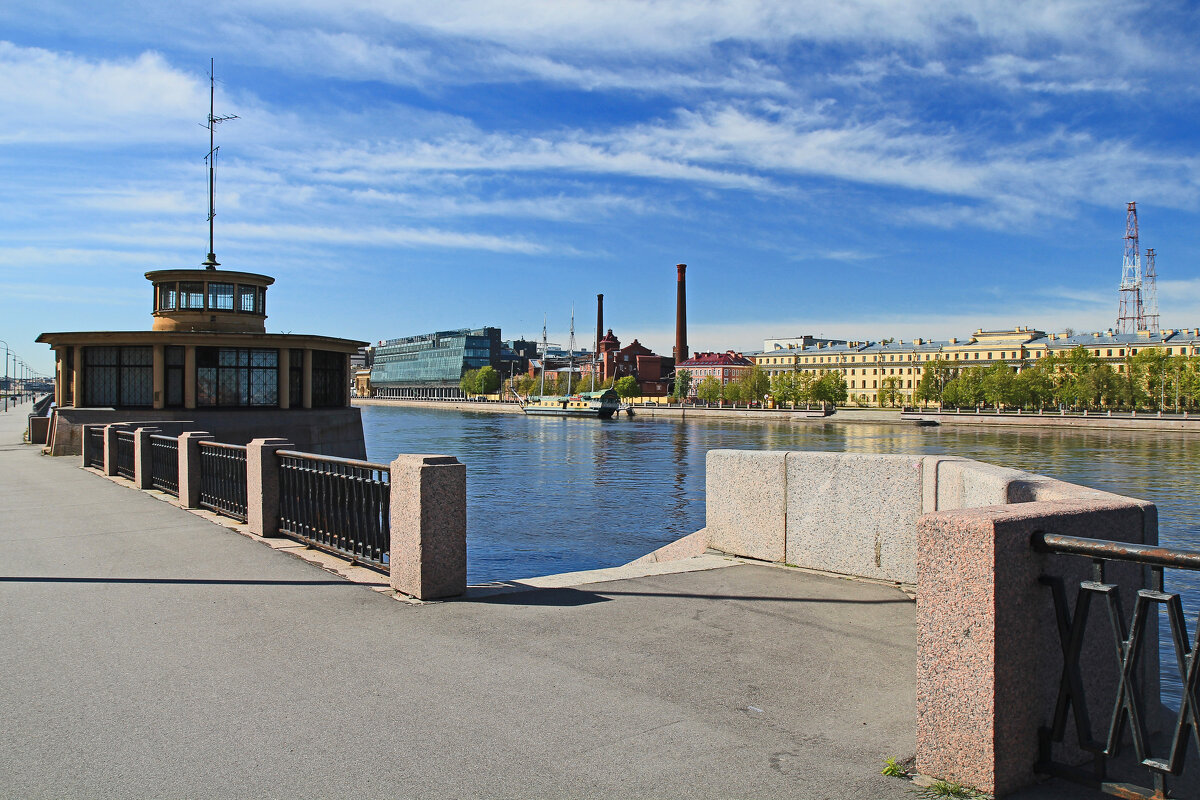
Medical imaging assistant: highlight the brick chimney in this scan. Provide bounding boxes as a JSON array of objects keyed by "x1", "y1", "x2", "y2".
[
  {"x1": 674, "y1": 263, "x2": 688, "y2": 363},
  {"x1": 596, "y1": 293, "x2": 604, "y2": 357}
]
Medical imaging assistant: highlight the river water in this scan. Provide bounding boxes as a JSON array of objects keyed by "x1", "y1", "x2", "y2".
[{"x1": 362, "y1": 405, "x2": 1199, "y2": 704}]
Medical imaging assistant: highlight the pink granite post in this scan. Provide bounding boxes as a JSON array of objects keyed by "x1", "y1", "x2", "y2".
[
  {"x1": 389, "y1": 454, "x2": 466, "y2": 600},
  {"x1": 102, "y1": 424, "x2": 125, "y2": 476},
  {"x1": 133, "y1": 427, "x2": 161, "y2": 489},
  {"x1": 176, "y1": 431, "x2": 213, "y2": 509},
  {"x1": 916, "y1": 497, "x2": 1158, "y2": 796},
  {"x1": 80, "y1": 423, "x2": 100, "y2": 468},
  {"x1": 246, "y1": 438, "x2": 294, "y2": 537}
]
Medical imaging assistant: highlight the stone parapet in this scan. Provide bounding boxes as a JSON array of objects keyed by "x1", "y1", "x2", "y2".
[
  {"x1": 176, "y1": 431, "x2": 213, "y2": 508},
  {"x1": 702, "y1": 448, "x2": 1161, "y2": 796},
  {"x1": 246, "y1": 438, "x2": 293, "y2": 537}
]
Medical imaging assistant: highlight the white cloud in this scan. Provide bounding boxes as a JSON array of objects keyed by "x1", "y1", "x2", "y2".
[{"x1": 0, "y1": 44, "x2": 205, "y2": 145}]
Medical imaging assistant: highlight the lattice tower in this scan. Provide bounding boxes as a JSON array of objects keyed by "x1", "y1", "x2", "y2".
[
  {"x1": 1143, "y1": 248, "x2": 1159, "y2": 333},
  {"x1": 1116, "y1": 201, "x2": 1144, "y2": 333}
]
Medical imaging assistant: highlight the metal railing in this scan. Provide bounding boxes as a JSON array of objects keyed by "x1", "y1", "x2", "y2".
[
  {"x1": 150, "y1": 435, "x2": 179, "y2": 497},
  {"x1": 198, "y1": 441, "x2": 248, "y2": 522},
  {"x1": 115, "y1": 430, "x2": 135, "y2": 479},
  {"x1": 85, "y1": 426, "x2": 104, "y2": 469},
  {"x1": 1033, "y1": 532, "x2": 1199, "y2": 800},
  {"x1": 277, "y1": 450, "x2": 390, "y2": 572}
]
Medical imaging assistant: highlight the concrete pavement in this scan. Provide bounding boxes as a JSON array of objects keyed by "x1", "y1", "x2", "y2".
[{"x1": 0, "y1": 406, "x2": 1125, "y2": 798}]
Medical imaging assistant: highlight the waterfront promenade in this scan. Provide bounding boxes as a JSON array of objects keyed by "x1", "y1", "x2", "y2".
[{"x1": 0, "y1": 407, "x2": 1116, "y2": 798}]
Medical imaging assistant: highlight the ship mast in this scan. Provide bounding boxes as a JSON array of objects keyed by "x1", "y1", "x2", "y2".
[
  {"x1": 566, "y1": 306, "x2": 576, "y2": 396},
  {"x1": 538, "y1": 315, "x2": 548, "y2": 397}
]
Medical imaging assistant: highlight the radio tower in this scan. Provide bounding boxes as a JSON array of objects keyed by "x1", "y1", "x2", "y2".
[
  {"x1": 1116, "y1": 202, "x2": 1144, "y2": 333},
  {"x1": 1143, "y1": 248, "x2": 1159, "y2": 333}
]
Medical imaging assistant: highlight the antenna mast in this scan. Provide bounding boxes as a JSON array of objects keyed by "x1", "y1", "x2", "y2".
[
  {"x1": 1143, "y1": 248, "x2": 1159, "y2": 333},
  {"x1": 1116, "y1": 202, "x2": 1144, "y2": 333},
  {"x1": 201, "y1": 58, "x2": 238, "y2": 269}
]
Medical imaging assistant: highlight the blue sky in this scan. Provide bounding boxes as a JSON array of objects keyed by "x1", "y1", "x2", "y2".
[{"x1": 3, "y1": 1, "x2": 1200, "y2": 376}]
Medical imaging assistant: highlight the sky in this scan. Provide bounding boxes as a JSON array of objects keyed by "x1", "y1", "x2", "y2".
[{"x1": 3, "y1": 1, "x2": 1200, "y2": 376}]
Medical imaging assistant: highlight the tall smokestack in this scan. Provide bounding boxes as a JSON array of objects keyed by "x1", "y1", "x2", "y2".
[
  {"x1": 674, "y1": 263, "x2": 688, "y2": 363},
  {"x1": 596, "y1": 293, "x2": 604, "y2": 355}
]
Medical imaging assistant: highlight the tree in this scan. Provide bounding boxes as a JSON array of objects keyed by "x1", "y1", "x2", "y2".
[
  {"x1": 476, "y1": 365, "x2": 500, "y2": 395},
  {"x1": 672, "y1": 369, "x2": 693, "y2": 399},
  {"x1": 812, "y1": 372, "x2": 847, "y2": 406},
  {"x1": 696, "y1": 376, "x2": 723, "y2": 404},
  {"x1": 459, "y1": 368, "x2": 481, "y2": 396},
  {"x1": 878, "y1": 376, "x2": 902, "y2": 408},
  {"x1": 737, "y1": 366, "x2": 770, "y2": 405},
  {"x1": 795, "y1": 371, "x2": 815, "y2": 406},
  {"x1": 981, "y1": 363, "x2": 1016, "y2": 408},
  {"x1": 722, "y1": 379, "x2": 744, "y2": 404},
  {"x1": 515, "y1": 374, "x2": 538, "y2": 397},
  {"x1": 614, "y1": 375, "x2": 640, "y2": 399},
  {"x1": 917, "y1": 360, "x2": 949, "y2": 407}
]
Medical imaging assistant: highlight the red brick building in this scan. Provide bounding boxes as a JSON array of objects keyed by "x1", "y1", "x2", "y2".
[
  {"x1": 580, "y1": 329, "x2": 672, "y2": 396},
  {"x1": 675, "y1": 351, "x2": 754, "y2": 392}
]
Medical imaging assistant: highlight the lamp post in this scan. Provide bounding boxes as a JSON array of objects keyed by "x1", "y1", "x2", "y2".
[{"x1": 0, "y1": 339, "x2": 10, "y2": 412}]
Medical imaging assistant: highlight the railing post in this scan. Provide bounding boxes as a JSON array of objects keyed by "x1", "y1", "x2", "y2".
[
  {"x1": 389, "y1": 454, "x2": 466, "y2": 600},
  {"x1": 177, "y1": 431, "x2": 213, "y2": 509},
  {"x1": 102, "y1": 424, "x2": 126, "y2": 476},
  {"x1": 81, "y1": 424, "x2": 99, "y2": 468},
  {"x1": 133, "y1": 427, "x2": 161, "y2": 489},
  {"x1": 246, "y1": 438, "x2": 293, "y2": 537}
]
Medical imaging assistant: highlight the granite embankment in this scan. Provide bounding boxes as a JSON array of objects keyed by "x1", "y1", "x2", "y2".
[{"x1": 354, "y1": 396, "x2": 1200, "y2": 432}]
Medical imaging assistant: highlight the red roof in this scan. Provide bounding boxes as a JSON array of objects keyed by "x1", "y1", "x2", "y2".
[{"x1": 677, "y1": 351, "x2": 753, "y2": 368}]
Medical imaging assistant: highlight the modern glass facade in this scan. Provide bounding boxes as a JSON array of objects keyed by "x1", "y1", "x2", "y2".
[{"x1": 371, "y1": 328, "x2": 500, "y2": 392}]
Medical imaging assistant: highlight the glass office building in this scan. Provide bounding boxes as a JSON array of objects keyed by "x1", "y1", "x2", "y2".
[{"x1": 370, "y1": 327, "x2": 501, "y2": 398}]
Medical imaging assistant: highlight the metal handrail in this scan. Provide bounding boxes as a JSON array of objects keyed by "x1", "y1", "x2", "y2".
[
  {"x1": 1034, "y1": 530, "x2": 1199, "y2": 800},
  {"x1": 114, "y1": 430, "x2": 135, "y2": 479},
  {"x1": 198, "y1": 440, "x2": 247, "y2": 522},
  {"x1": 1034, "y1": 532, "x2": 1200, "y2": 571},
  {"x1": 149, "y1": 434, "x2": 179, "y2": 497},
  {"x1": 275, "y1": 449, "x2": 389, "y2": 472},
  {"x1": 277, "y1": 450, "x2": 390, "y2": 572}
]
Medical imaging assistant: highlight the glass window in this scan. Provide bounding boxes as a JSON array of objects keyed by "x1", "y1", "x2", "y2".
[
  {"x1": 311, "y1": 350, "x2": 346, "y2": 408},
  {"x1": 83, "y1": 346, "x2": 152, "y2": 407},
  {"x1": 180, "y1": 282, "x2": 205, "y2": 309},
  {"x1": 195, "y1": 347, "x2": 278, "y2": 407},
  {"x1": 238, "y1": 285, "x2": 257, "y2": 313},
  {"x1": 158, "y1": 283, "x2": 177, "y2": 311},
  {"x1": 208, "y1": 283, "x2": 234, "y2": 311}
]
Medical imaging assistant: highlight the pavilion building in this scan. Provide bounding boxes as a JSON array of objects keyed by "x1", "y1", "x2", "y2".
[{"x1": 38, "y1": 265, "x2": 367, "y2": 457}]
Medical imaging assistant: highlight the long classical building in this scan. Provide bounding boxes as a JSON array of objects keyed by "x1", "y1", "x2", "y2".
[
  {"x1": 38, "y1": 265, "x2": 367, "y2": 457},
  {"x1": 750, "y1": 326, "x2": 1200, "y2": 406}
]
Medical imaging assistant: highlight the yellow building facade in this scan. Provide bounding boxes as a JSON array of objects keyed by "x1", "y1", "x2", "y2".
[{"x1": 752, "y1": 326, "x2": 1200, "y2": 406}]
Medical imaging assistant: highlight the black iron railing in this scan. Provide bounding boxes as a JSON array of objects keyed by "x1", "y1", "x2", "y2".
[
  {"x1": 115, "y1": 430, "x2": 135, "y2": 479},
  {"x1": 198, "y1": 441, "x2": 248, "y2": 522},
  {"x1": 150, "y1": 434, "x2": 179, "y2": 496},
  {"x1": 85, "y1": 426, "x2": 105, "y2": 469},
  {"x1": 277, "y1": 450, "x2": 390, "y2": 572},
  {"x1": 1034, "y1": 532, "x2": 1199, "y2": 800}
]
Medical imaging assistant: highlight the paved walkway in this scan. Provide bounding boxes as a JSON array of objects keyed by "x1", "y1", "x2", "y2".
[{"x1": 0, "y1": 407, "x2": 1127, "y2": 799}]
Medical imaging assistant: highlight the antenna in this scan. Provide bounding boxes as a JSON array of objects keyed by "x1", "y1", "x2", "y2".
[
  {"x1": 1116, "y1": 202, "x2": 1144, "y2": 333},
  {"x1": 1144, "y1": 247, "x2": 1159, "y2": 333},
  {"x1": 201, "y1": 58, "x2": 238, "y2": 269}
]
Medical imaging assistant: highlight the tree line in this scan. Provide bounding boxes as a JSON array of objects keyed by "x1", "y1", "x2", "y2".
[
  {"x1": 915, "y1": 346, "x2": 1200, "y2": 411},
  {"x1": 669, "y1": 366, "x2": 849, "y2": 406}
]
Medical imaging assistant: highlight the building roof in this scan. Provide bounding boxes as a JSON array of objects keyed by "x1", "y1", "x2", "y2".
[{"x1": 678, "y1": 351, "x2": 754, "y2": 367}]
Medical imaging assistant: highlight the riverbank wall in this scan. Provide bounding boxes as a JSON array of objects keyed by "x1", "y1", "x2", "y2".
[{"x1": 354, "y1": 397, "x2": 1200, "y2": 432}]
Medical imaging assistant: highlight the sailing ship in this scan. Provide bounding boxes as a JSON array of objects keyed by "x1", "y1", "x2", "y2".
[{"x1": 520, "y1": 311, "x2": 619, "y2": 419}]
